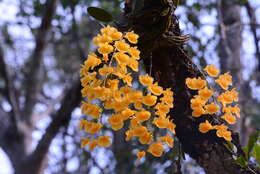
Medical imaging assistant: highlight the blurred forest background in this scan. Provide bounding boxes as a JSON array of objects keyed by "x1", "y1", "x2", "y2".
[{"x1": 0, "y1": 0, "x2": 259, "y2": 174}]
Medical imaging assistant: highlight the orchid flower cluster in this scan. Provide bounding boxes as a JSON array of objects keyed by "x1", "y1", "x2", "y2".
[
  {"x1": 79, "y1": 26, "x2": 176, "y2": 161},
  {"x1": 185, "y1": 65, "x2": 240, "y2": 141}
]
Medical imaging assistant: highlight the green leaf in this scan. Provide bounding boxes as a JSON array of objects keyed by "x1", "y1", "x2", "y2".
[
  {"x1": 253, "y1": 144, "x2": 260, "y2": 167},
  {"x1": 235, "y1": 155, "x2": 247, "y2": 167},
  {"x1": 87, "y1": 7, "x2": 113, "y2": 22},
  {"x1": 244, "y1": 132, "x2": 260, "y2": 160}
]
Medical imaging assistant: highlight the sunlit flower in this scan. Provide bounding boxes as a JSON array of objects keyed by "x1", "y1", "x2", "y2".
[
  {"x1": 204, "y1": 102, "x2": 219, "y2": 114},
  {"x1": 85, "y1": 122, "x2": 103, "y2": 134},
  {"x1": 125, "y1": 31, "x2": 139, "y2": 44},
  {"x1": 198, "y1": 87, "x2": 213, "y2": 100},
  {"x1": 204, "y1": 64, "x2": 219, "y2": 77},
  {"x1": 84, "y1": 53, "x2": 101, "y2": 71},
  {"x1": 133, "y1": 126, "x2": 148, "y2": 137},
  {"x1": 128, "y1": 47, "x2": 140, "y2": 60},
  {"x1": 139, "y1": 132, "x2": 153, "y2": 144},
  {"x1": 121, "y1": 108, "x2": 136, "y2": 120},
  {"x1": 137, "y1": 151, "x2": 146, "y2": 161},
  {"x1": 186, "y1": 77, "x2": 206, "y2": 90},
  {"x1": 81, "y1": 137, "x2": 91, "y2": 148},
  {"x1": 89, "y1": 139, "x2": 98, "y2": 151},
  {"x1": 98, "y1": 43, "x2": 114, "y2": 55},
  {"x1": 115, "y1": 40, "x2": 130, "y2": 52},
  {"x1": 101, "y1": 25, "x2": 117, "y2": 36},
  {"x1": 199, "y1": 120, "x2": 213, "y2": 133},
  {"x1": 114, "y1": 52, "x2": 130, "y2": 65},
  {"x1": 148, "y1": 142, "x2": 164, "y2": 157},
  {"x1": 111, "y1": 31, "x2": 123, "y2": 40},
  {"x1": 97, "y1": 136, "x2": 111, "y2": 147},
  {"x1": 108, "y1": 114, "x2": 124, "y2": 131},
  {"x1": 215, "y1": 72, "x2": 232, "y2": 90},
  {"x1": 221, "y1": 113, "x2": 236, "y2": 124},
  {"x1": 148, "y1": 82, "x2": 163, "y2": 96},
  {"x1": 143, "y1": 94, "x2": 157, "y2": 106},
  {"x1": 127, "y1": 58, "x2": 139, "y2": 72},
  {"x1": 123, "y1": 130, "x2": 133, "y2": 143},
  {"x1": 98, "y1": 65, "x2": 114, "y2": 76},
  {"x1": 136, "y1": 110, "x2": 151, "y2": 122},
  {"x1": 160, "y1": 134, "x2": 174, "y2": 147},
  {"x1": 139, "y1": 74, "x2": 154, "y2": 86},
  {"x1": 192, "y1": 107, "x2": 205, "y2": 117}
]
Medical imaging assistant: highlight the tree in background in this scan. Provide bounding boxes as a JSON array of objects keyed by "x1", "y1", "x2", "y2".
[{"x1": 0, "y1": 0, "x2": 259, "y2": 174}]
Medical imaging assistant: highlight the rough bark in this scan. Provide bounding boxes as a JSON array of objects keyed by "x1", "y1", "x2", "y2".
[{"x1": 123, "y1": 0, "x2": 253, "y2": 173}]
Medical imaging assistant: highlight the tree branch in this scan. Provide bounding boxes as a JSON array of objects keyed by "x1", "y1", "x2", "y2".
[
  {"x1": 244, "y1": 1, "x2": 260, "y2": 83},
  {"x1": 0, "y1": 44, "x2": 20, "y2": 134},
  {"x1": 18, "y1": 80, "x2": 82, "y2": 174},
  {"x1": 23, "y1": 0, "x2": 58, "y2": 123}
]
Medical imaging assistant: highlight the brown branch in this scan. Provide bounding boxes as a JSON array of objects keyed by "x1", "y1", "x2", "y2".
[
  {"x1": 23, "y1": 0, "x2": 58, "y2": 123},
  {"x1": 244, "y1": 1, "x2": 260, "y2": 82},
  {"x1": 0, "y1": 44, "x2": 20, "y2": 132},
  {"x1": 18, "y1": 80, "x2": 82, "y2": 174}
]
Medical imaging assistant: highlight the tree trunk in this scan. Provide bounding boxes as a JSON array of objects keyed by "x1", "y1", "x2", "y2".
[{"x1": 122, "y1": 0, "x2": 252, "y2": 173}]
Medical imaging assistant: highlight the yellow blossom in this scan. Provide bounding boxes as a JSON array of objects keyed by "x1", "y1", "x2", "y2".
[
  {"x1": 122, "y1": 73, "x2": 133, "y2": 86},
  {"x1": 190, "y1": 96, "x2": 207, "y2": 109},
  {"x1": 85, "y1": 122, "x2": 103, "y2": 134},
  {"x1": 204, "y1": 64, "x2": 219, "y2": 77},
  {"x1": 204, "y1": 102, "x2": 219, "y2": 114},
  {"x1": 84, "y1": 53, "x2": 101, "y2": 71},
  {"x1": 128, "y1": 47, "x2": 140, "y2": 60},
  {"x1": 93, "y1": 34, "x2": 112, "y2": 46},
  {"x1": 101, "y1": 25, "x2": 117, "y2": 36},
  {"x1": 186, "y1": 77, "x2": 206, "y2": 90},
  {"x1": 139, "y1": 132, "x2": 153, "y2": 144},
  {"x1": 121, "y1": 108, "x2": 135, "y2": 120},
  {"x1": 133, "y1": 126, "x2": 148, "y2": 137},
  {"x1": 148, "y1": 142, "x2": 164, "y2": 157},
  {"x1": 111, "y1": 31, "x2": 123, "y2": 40},
  {"x1": 192, "y1": 107, "x2": 205, "y2": 117},
  {"x1": 81, "y1": 137, "x2": 91, "y2": 148},
  {"x1": 97, "y1": 136, "x2": 111, "y2": 147},
  {"x1": 107, "y1": 79, "x2": 119, "y2": 91},
  {"x1": 127, "y1": 58, "x2": 139, "y2": 72},
  {"x1": 98, "y1": 43, "x2": 113, "y2": 55},
  {"x1": 231, "y1": 104, "x2": 240, "y2": 118},
  {"x1": 137, "y1": 151, "x2": 146, "y2": 161},
  {"x1": 143, "y1": 94, "x2": 157, "y2": 106},
  {"x1": 89, "y1": 139, "x2": 98, "y2": 151},
  {"x1": 199, "y1": 120, "x2": 213, "y2": 133},
  {"x1": 139, "y1": 74, "x2": 154, "y2": 86},
  {"x1": 124, "y1": 31, "x2": 139, "y2": 44},
  {"x1": 160, "y1": 134, "x2": 174, "y2": 147},
  {"x1": 148, "y1": 82, "x2": 163, "y2": 96},
  {"x1": 198, "y1": 87, "x2": 213, "y2": 100},
  {"x1": 114, "y1": 52, "x2": 130, "y2": 65},
  {"x1": 221, "y1": 113, "x2": 236, "y2": 124},
  {"x1": 153, "y1": 117, "x2": 170, "y2": 129},
  {"x1": 108, "y1": 114, "x2": 124, "y2": 131},
  {"x1": 216, "y1": 128, "x2": 232, "y2": 141},
  {"x1": 136, "y1": 110, "x2": 151, "y2": 122},
  {"x1": 98, "y1": 65, "x2": 114, "y2": 76},
  {"x1": 155, "y1": 103, "x2": 170, "y2": 114},
  {"x1": 81, "y1": 102, "x2": 102, "y2": 119},
  {"x1": 125, "y1": 130, "x2": 134, "y2": 141},
  {"x1": 215, "y1": 72, "x2": 232, "y2": 90},
  {"x1": 115, "y1": 40, "x2": 130, "y2": 52},
  {"x1": 130, "y1": 117, "x2": 139, "y2": 128}
]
